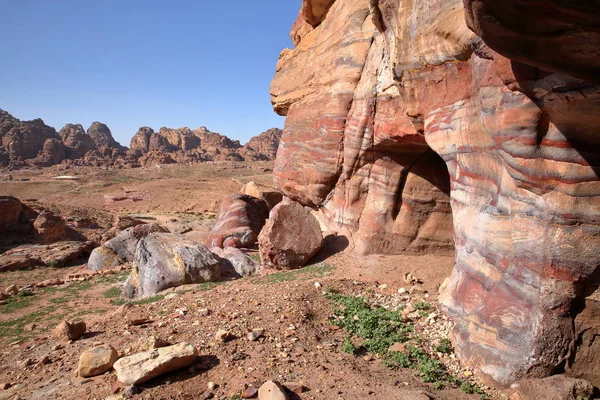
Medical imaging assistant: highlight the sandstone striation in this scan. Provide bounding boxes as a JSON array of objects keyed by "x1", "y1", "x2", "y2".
[
  {"x1": 205, "y1": 194, "x2": 269, "y2": 249},
  {"x1": 271, "y1": 0, "x2": 600, "y2": 388}
]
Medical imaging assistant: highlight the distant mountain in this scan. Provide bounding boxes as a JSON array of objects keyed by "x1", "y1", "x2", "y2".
[{"x1": 0, "y1": 108, "x2": 282, "y2": 169}]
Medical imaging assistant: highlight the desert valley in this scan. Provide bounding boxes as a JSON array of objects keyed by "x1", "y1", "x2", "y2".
[{"x1": 0, "y1": 1, "x2": 598, "y2": 400}]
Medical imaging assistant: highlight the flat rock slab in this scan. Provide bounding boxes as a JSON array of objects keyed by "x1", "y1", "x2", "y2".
[{"x1": 113, "y1": 342, "x2": 198, "y2": 385}]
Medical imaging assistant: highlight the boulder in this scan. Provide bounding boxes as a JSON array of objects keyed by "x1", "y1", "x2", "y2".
[
  {"x1": 87, "y1": 246, "x2": 122, "y2": 271},
  {"x1": 123, "y1": 233, "x2": 221, "y2": 298},
  {"x1": 240, "y1": 181, "x2": 283, "y2": 210},
  {"x1": 78, "y1": 344, "x2": 119, "y2": 378},
  {"x1": 59, "y1": 123, "x2": 95, "y2": 160},
  {"x1": 103, "y1": 223, "x2": 168, "y2": 264},
  {"x1": 258, "y1": 201, "x2": 322, "y2": 269},
  {"x1": 211, "y1": 247, "x2": 259, "y2": 278},
  {"x1": 33, "y1": 211, "x2": 66, "y2": 243},
  {"x1": 113, "y1": 343, "x2": 198, "y2": 385},
  {"x1": 53, "y1": 320, "x2": 86, "y2": 342},
  {"x1": 508, "y1": 375, "x2": 594, "y2": 400},
  {"x1": 0, "y1": 196, "x2": 22, "y2": 229},
  {"x1": 205, "y1": 194, "x2": 269, "y2": 249}
]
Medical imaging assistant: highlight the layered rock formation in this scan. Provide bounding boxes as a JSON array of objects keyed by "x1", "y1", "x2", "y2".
[
  {"x1": 128, "y1": 126, "x2": 282, "y2": 165},
  {"x1": 271, "y1": 0, "x2": 600, "y2": 388},
  {"x1": 0, "y1": 109, "x2": 282, "y2": 168}
]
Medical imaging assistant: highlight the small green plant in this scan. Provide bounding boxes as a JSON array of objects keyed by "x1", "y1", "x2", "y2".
[
  {"x1": 414, "y1": 301, "x2": 432, "y2": 310},
  {"x1": 342, "y1": 337, "x2": 358, "y2": 355},
  {"x1": 435, "y1": 338, "x2": 452, "y2": 354},
  {"x1": 47, "y1": 261, "x2": 60, "y2": 268}
]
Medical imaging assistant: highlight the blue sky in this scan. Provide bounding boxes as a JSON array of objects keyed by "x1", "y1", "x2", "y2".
[{"x1": 0, "y1": 0, "x2": 300, "y2": 145}]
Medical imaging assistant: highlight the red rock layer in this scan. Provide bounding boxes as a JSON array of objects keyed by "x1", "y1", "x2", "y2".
[{"x1": 271, "y1": 0, "x2": 600, "y2": 387}]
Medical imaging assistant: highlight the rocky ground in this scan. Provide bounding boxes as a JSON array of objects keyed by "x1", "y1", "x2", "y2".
[
  {"x1": 0, "y1": 250, "x2": 496, "y2": 400},
  {"x1": 0, "y1": 162, "x2": 497, "y2": 400}
]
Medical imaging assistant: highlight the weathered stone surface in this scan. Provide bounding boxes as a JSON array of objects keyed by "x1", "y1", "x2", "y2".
[
  {"x1": 124, "y1": 233, "x2": 221, "y2": 298},
  {"x1": 258, "y1": 201, "x2": 322, "y2": 269},
  {"x1": 211, "y1": 247, "x2": 259, "y2": 278},
  {"x1": 507, "y1": 375, "x2": 594, "y2": 400},
  {"x1": 205, "y1": 194, "x2": 269, "y2": 249},
  {"x1": 271, "y1": 0, "x2": 600, "y2": 387},
  {"x1": 463, "y1": 0, "x2": 600, "y2": 83},
  {"x1": 113, "y1": 342, "x2": 198, "y2": 385},
  {"x1": 0, "y1": 241, "x2": 95, "y2": 271},
  {"x1": 33, "y1": 211, "x2": 66, "y2": 243},
  {"x1": 240, "y1": 181, "x2": 283, "y2": 211},
  {"x1": 53, "y1": 320, "x2": 86, "y2": 342},
  {"x1": 88, "y1": 246, "x2": 122, "y2": 271},
  {"x1": 78, "y1": 344, "x2": 119, "y2": 377},
  {"x1": 258, "y1": 380, "x2": 289, "y2": 400},
  {"x1": 103, "y1": 223, "x2": 168, "y2": 264}
]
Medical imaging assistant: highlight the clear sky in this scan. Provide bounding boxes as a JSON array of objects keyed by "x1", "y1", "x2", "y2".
[{"x1": 0, "y1": 0, "x2": 300, "y2": 145}]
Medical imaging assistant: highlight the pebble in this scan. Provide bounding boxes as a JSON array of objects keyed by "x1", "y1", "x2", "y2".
[{"x1": 207, "y1": 381, "x2": 217, "y2": 390}]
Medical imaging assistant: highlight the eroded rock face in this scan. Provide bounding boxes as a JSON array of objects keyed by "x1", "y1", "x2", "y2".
[
  {"x1": 59, "y1": 124, "x2": 96, "y2": 160},
  {"x1": 87, "y1": 122, "x2": 125, "y2": 156},
  {"x1": 33, "y1": 211, "x2": 67, "y2": 243},
  {"x1": 205, "y1": 194, "x2": 269, "y2": 249},
  {"x1": 271, "y1": 0, "x2": 600, "y2": 387},
  {"x1": 0, "y1": 109, "x2": 61, "y2": 164}
]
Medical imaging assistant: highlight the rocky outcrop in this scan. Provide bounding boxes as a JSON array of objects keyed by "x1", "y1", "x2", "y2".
[
  {"x1": 271, "y1": 0, "x2": 600, "y2": 388},
  {"x1": 258, "y1": 201, "x2": 323, "y2": 269},
  {"x1": 33, "y1": 211, "x2": 67, "y2": 243},
  {"x1": 0, "y1": 109, "x2": 280, "y2": 169},
  {"x1": 87, "y1": 122, "x2": 125, "y2": 156},
  {"x1": 59, "y1": 124, "x2": 96, "y2": 160},
  {"x1": 0, "y1": 109, "x2": 61, "y2": 165},
  {"x1": 0, "y1": 195, "x2": 23, "y2": 229},
  {"x1": 239, "y1": 128, "x2": 283, "y2": 161},
  {"x1": 123, "y1": 233, "x2": 221, "y2": 298},
  {"x1": 205, "y1": 194, "x2": 269, "y2": 249}
]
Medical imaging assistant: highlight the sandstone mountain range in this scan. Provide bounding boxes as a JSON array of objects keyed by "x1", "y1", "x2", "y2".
[{"x1": 0, "y1": 108, "x2": 282, "y2": 169}]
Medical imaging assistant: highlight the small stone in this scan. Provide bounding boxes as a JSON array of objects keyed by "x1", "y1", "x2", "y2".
[
  {"x1": 78, "y1": 344, "x2": 119, "y2": 378},
  {"x1": 314, "y1": 282, "x2": 321, "y2": 288},
  {"x1": 215, "y1": 329, "x2": 233, "y2": 343},
  {"x1": 199, "y1": 308, "x2": 211, "y2": 317},
  {"x1": 4, "y1": 285, "x2": 18, "y2": 296},
  {"x1": 1, "y1": 382, "x2": 12, "y2": 390},
  {"x1": 123, "y1": 385, "x2": 139, "y2": 397},
  {"x1": 378, "y1": 284, "x2": 388, "y2": 290},
  {"x1": 164, "y1": 293, "x2": 178, "y2": 300},
  {"x1": 363, "y1": 355, "x2": 373, "y2": 361},
  {"x1": 247, "y1": 329, "x2": 264, "y2": 342},
  {"x1": 397, "y1": 288, "x2": 407, "y2": 295},
  {"x1": 53, "y1": 320, "x2": 86, "y2": 342},
  {"x1": 19, "y1": 358, "x2": 33, "y2": 369},
  {"x1": 39, "y1": 355, "x2": 52, "y2": 365},
  {"x1": 23, "y1": 323, "x2": 36, "y2": 332},
  {"x1": 242, "y1": 384, "x2": 258, "y2": 398},
  {"x1": 51, "y1": 344, "x2": 63, "y2": 351},
  {"x1": 258, "y1": 380, "x2": 288, "y2": 400},
  {"x1": 207, "y1": 381, "x2": 217, "y2": 391}
]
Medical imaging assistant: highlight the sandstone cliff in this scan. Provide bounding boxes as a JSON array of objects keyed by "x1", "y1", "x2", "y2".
[{"x1": 271, "y1": 0, "x2": 600, "y2": 388}]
